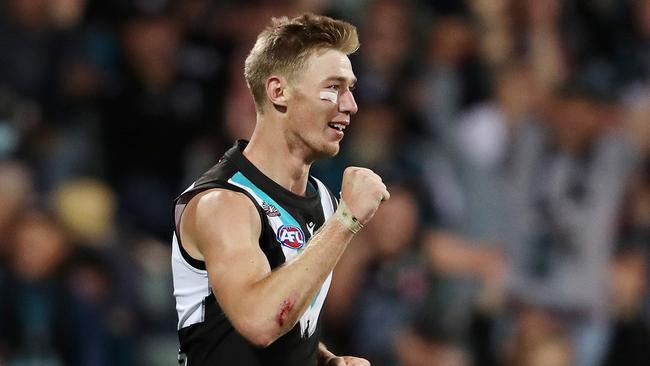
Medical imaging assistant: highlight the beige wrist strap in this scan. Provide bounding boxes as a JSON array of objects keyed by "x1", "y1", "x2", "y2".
[{"x1": 334, "y1": 200, "x2": 364, "y2": 234}]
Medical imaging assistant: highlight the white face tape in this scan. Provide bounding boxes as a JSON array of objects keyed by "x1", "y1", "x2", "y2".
[{"x1": 319, "y1": 90, "x2": 338, "y2": 104}]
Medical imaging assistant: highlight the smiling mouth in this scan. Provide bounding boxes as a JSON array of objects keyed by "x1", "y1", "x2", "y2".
[{"x1": 328, "y1": 122, "x2": 347, "y2": 132}]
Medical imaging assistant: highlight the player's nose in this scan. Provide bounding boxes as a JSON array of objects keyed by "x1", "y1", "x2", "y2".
[{"x1": 338, "y1": 89, "x2": 358, "y2": 115}]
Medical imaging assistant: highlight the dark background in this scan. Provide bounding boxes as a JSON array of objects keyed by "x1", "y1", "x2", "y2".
[{"x1": 0, "y1": 0, "x2": 649, "y2": 365}]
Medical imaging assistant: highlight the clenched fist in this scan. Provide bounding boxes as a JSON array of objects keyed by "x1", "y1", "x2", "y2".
[{"x1": 339, "y1": 167, "x2": 390, "y2": 225}]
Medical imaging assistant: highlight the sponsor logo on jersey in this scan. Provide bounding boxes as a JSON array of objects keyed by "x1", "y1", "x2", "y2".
[
  {"x1": 262, "y1": 201, "x2": 281, "y2": 217},
  {"x1": 306, "y1": 221, "x2": 315, "y2": 236},
  {"x1": 277, "y1": 225, "x2": 305, "y2": 249}
]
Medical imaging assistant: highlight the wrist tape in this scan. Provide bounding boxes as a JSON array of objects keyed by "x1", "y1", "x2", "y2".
[{"x1": 334, "y1": 200, "x2": 364, "y2": 234}]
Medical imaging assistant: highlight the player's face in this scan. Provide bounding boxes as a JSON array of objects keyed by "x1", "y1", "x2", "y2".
[{"x1": 285, "y1": 49, "x2": 358, "y2": 160}]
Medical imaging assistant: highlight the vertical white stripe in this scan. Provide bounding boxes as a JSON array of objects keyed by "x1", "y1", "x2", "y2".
[
  {"x1": 297, "y1": 177, "x2": 335, "y2": 337},
  {"x1": 313, "y1": 177, "x2": 335, "y2": 219}
]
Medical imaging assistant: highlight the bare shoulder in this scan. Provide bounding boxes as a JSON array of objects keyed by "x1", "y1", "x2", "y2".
[
  {"x1": 191, "y1": 188, "x2": 257, "y2": 216},
  {"x1": 180, "y1": 188, "x2": 262, "y2": 261}
]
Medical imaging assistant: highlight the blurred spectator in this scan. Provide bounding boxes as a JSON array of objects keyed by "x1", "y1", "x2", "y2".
[
  {"x1": 324, "y1": 182, "x2": 431, "y2": 366},
  {"x1": 621, "y1": 0, "x2": 650, "y2": 83},
  {"x1": 454, "y1": 61, "x2": 536, "y2": 238},
  {"x1": 0, "y1": 207, "x2": 138, "y2": 366},
  {"x1": 102, "y1": 13, "x2": 214, "y2": 239},
  {"x1": 505, "y1": 308, "x2": 573, "y2": 366},
  {"x1": 129, "y1": 237, "x2": 177, "y2": 365},
  {"x1": 415, "y1": 12, "x2": 482, "y2": 139},
  {"x1": 0, "y1": 161, "x2": 33, "y2": 363},
  {"x1": 353, "y1": 0, "x2": 415, "y2": 104},
  {"x1": 603, "y1": 157, "x2": 650, "y2": 365},
  {"x1": 394, "y1": 327, "x2": 469, "y2": 366},
  {"x1": 65, "y1": 246, "x2": 137, "y2": 366},
  {"x1": 501, "y1": 80, "x2": 637, "y2": 366},
  {"x1": 0, "y1": 209, "x2": 74, "y2": 364},
  {"x1": 0, "y1": 161, "x2": 33, "y2": 257},
  {"x1": 605, "y1": 250, "x2": 649, "y2": 365},
  {"x1": 405, "y1": 58, "x2": 534, "y2": 366},
  {"x1": 222, "y1": 47, "x2": 257, "y2": 143},
  {"x1": 0, "y1": 0, "x2": 65, "y2": 113},
  {"x1": 52, "y1": 177, "x2": 116, "y2": 246}
]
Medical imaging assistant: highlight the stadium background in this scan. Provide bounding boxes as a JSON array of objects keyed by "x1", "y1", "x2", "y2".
[{"x1": 0, "y1": 0, "x2": 649, "y2": 365}]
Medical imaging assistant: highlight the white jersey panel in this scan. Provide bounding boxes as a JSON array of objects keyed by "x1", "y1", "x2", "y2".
[
  {"x1": 300, "y1": 177, "x2": 335, "y2": 336},
  {"x1": 172, "y1": 232, "x2": 210, "y2": 330}
]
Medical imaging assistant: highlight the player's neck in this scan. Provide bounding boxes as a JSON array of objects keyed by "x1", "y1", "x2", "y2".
[{"x1": 244, "y1": 124, "x2": 311, "y2": 197}]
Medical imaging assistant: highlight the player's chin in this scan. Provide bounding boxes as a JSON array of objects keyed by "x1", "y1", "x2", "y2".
[
  {"x1": 323, "y1": 141, "x2": 340, "y2": 157},
  {"x1": 314, "y1": 141, "x2": 340, "y2": 159}
]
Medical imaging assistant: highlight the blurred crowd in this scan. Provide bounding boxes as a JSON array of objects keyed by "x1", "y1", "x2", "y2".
[{"x1": 0, "y1": 0, "x2": 649, "y2": 365}]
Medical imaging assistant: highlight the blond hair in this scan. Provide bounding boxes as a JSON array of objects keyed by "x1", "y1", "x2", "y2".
[{"x1": 244, "y1": 13, "x2": 359, "y2": 111}]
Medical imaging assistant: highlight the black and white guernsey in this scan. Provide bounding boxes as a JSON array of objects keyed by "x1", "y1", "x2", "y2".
[{"x1": 171, "y1": 140, "x2": 338, "y2": 366}]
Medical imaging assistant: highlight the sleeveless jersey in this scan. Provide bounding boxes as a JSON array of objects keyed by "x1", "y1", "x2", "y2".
[{"x1": 171, "y1": 140, "x2": 338, "y2": 365}]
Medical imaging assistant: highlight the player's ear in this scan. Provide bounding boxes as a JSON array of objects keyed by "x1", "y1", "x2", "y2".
[{"x1": 266, "y1": 75, "x2": 288, "y2": 108}]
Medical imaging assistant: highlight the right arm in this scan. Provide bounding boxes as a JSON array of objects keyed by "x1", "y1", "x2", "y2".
[{"x1": 179, "y1": 167, "x2": 389, "y2": 347}]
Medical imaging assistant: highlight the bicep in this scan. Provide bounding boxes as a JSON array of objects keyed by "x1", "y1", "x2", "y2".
[{"x1": 186, "y1": 190, "x2": 271, "y2": 315}]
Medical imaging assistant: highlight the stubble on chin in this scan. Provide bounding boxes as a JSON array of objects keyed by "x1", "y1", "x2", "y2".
[
  {"x1": 306, "y1": 144, "x2": 338, "y2": 163},
  {"x1": 289, "y1": 130, "x2": 340, "y2": 161}
]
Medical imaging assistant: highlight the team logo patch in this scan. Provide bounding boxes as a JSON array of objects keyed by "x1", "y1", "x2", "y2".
[
  {"x1": 262, "y1": 201, "x2": 281, "y2": 217},
  {"x1": 306, "y1": 221, "x2": 315, "y2": 236},
  {"x1": 277, "y1": 225, "x2": 305, "y2": 249}
]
